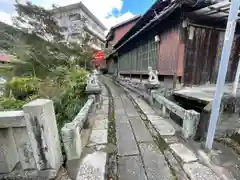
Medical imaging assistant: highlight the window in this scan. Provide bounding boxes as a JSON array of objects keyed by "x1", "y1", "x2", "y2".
[
  {"x1": 69, "y1": 14, "x2": 81, "y2": 21},
  {"x1": 101, "y1": 43, "x2": 104, "y2": 49},
  {"x1": 81, "y1": 15, "x2": 88, "y2": 23},
  {"x1": 70, "y1": 33, "x2": 80, "y2": 39}
]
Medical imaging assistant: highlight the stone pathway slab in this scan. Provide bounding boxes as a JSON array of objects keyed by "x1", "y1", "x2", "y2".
[
  {"x1": 129, "y1": 118, "x2": 153, "y2": 143},
  {"x1": 170, "y1": 143, "x2": 198, "y2": 163},
  {"x1": 76, "y1": 152, "x2": 107, "y2": 180},
  {"x1": 118, "y1": 155, "x2": 147, "y2": 180},
  {"x1": 139, "y1": 143, "x2": 173, "y2": 180},
  {"x1": 183, "y1": 162, "x2": 220, "y2": 180},
  {"x1": 88, "y1": 130, "x2": 108, "y2": 146},
  {"x1": 93, "y1": 119, "x2": 108, "y2": 130},
  {"x1": 116, "y1": 122, "x2": 139, "y2": 156},
  {"x1": 152, "y1": 120, "x2": 176, "y2": 136},
  {"x1": 146, "y1": 114, "x2": 166, "y2": 123},
  {"x1": 164, "y1": 150, "x2": 189, "y2": 180}
]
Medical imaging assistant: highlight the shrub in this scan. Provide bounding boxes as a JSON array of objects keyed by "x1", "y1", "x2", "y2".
[
  {"x1": 54, "y1": 68, "x2": 88, "y2": 129},
  {"x1": 7, "y1": 77, "x2": 40, "y2": 100},
  {"x1": 0, "y1": 97, "x2": 25, "y2": 110}
]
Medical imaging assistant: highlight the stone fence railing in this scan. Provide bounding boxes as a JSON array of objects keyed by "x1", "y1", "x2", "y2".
[
  {"x1": 61, "y1": 98, "x2": 95, "y2": 160},
  {"x1": 0, "y1": 99, "x2": 62, "y2": 179},
  {"x1": 151, "y1": 91, "x2": 200, "y2": 139},
  {"x1": 61, "y1": 71, "x2": 102, "y2": 161}
]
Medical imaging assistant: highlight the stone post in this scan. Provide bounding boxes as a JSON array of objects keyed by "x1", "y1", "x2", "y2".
[
  {"x1": 61, "y1": 123, "x2": 82, "y2": 160},
  {"x1": 23, "y1": 99, "x2": 62, "y2": 174},
  {"x1": 182, "y1": 110, "x2": 200, "y2": 139}
]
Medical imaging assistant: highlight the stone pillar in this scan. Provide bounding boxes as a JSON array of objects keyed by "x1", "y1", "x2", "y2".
[
  {"x1": 182, "y1": 110, "x2": 200, "y2": 139},
  {"x1": 61, "y1": 123, "x2": 82, "y2": 160},
  {"x1": 23, "y1": 99, "x2": 62, "y2": 173}
]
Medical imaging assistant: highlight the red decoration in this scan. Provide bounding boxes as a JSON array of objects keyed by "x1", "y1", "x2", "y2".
[{"x1": 94, "y1": 51, "x2": 104, "y2": 60}]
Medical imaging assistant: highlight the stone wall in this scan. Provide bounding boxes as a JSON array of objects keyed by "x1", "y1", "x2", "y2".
[{"x1": 0, "y1": 99, "x2": 62, "y2": 179}]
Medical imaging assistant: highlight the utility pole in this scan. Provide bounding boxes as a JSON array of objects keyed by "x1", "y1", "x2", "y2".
[
  {"x1": 205, "y1": 0, "x2": 240, "y2": 150},
  {"x1": 232, "y1": 56, "x2": 240, "y2": 96}
]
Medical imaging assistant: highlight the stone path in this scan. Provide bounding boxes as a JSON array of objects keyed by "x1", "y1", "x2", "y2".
[
  {"x1": 103, "y1": 77, "x2": 174, "y2": 180},
  {"x1": 74, "y1": 83, "x2": 109, "y2": 180}
]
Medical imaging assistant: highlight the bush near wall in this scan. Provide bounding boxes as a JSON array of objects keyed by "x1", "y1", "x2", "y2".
[{"x1": 0, "y1": 68, "x2": 88, "y2": 130}]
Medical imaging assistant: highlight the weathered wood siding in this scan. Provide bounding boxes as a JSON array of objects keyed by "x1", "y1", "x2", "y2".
[
  {"x1": 158, "y1": 27, "x2": 183, "y2": 76},
  {"x1": 118, "y1": 37, "x2": 159, "y2": 74},
  {"x1": 184, "y1": 26, "x2": 240, "y2": 86}
]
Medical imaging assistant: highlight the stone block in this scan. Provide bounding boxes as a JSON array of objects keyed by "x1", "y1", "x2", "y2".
[
  {"x1": 183, "y1": 162, "x2": 220, "y2": 180},
  {"x1": 0, "y1": 111, "x2": 26, "y2": 128},
  {"x1": 62, "y1": 123, "x2": 82, "y2": 160},
  {"x1": 170, "y1": 143, "x2": 197, "y2": 163},
  {"x1": 23, "y1": 99, "x2": 62, "y2": 172},
  {"x1": 76, "y1": 151, "x2": 107, "y2": 180},
  {"x1": 0, "y1": 128, "x2": 18, "y2": 173}
]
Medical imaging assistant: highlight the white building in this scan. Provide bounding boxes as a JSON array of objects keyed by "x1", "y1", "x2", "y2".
[{"x1": 53, "y1": 2, "x2": 107, "y2": 50}]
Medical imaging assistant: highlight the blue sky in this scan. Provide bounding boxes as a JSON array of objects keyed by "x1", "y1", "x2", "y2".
[
  {"x1": 0, "y1": 0, "x2": 156, "y2": 28},
  {"x1": 122, "y1": 0, "x2": 155, "y2": 15}
]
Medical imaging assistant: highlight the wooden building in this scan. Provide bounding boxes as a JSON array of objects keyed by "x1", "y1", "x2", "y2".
[
  {"x1": 105, "y1": 16, "x2": 141, "y2": 74},
  {"x1": 106, "y1": 0, "x2": 240, "y2": 86}
]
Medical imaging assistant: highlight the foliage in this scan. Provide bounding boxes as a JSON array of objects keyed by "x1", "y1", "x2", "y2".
[
  {"x1": 7, "y1": 77, "x2": 40, "y2": 100},
  {"x1": 221, "y1": 95, "x2": 240, "y2": 114},
  {"x1": 0, "y1": 97, "x2": 25, "y2": 110},
  {"x1": 54, "y1": 68, "x2": 88, "y2": 129},
  {"x1": 0, "y1": 2, "x2": 94, "y2": 79},
  {"x1": 14, "y1": 1, "x2": 64, "y2": 42}
]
